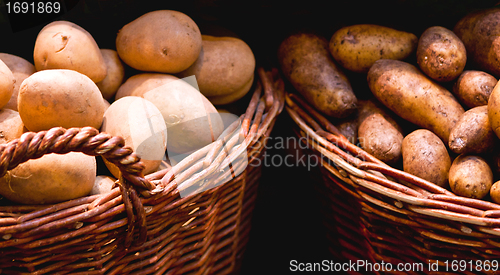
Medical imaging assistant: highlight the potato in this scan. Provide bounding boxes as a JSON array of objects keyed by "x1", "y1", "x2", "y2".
[
  {"x1": 206, "y1": 75, "x2": 254, "y2": 105},
  {"x1": 116, "y1": 10, "x2": 202, "y2": 74},
  {"x1": 33, "y1": 21, "x2": 107, "y2": 82},
  {"x1": 0, "y1": 152, "x2": 96, "y2": 204},
  {"x1": 96, "y1": 49, "x2": 125, "y2": 100},
  {"x1": 278, "y1": 33, "x2": 357, "y2": 118},
  {"x1": 449, "y1": 154, "x2": 493, "y2": 199},
  {"x1": 490, "y1": 181, "x2": 500, "y2": 204},
  {"x1": 142, "y1": 78, "x2": 224, "y2": 155},
  {"x1": 115, "y1": 73, "x2": 179, "y2": 100},
  {"x1": 0, "y1": 109, "x2": 24, "y2": 145},
  {"x1": 0, "y1": 53, "x2": 36, "y2": 111},
  {"x1": 101, "y1": 96, "x2": 167, "y2": 177},
  {"x1": 90, "y1": 175, "x2": 116, "y2": 195},
  {"x1": 367, "y1": 59, "x2": 465, "y2": 142},
  {"x1": 357, "y1": 100, "x2": 403, "y2": 164},
  {"x1": 454, "y1": 8, "x2": 500, "y2": 77},
  {"x1": 453, "y1": 70, "x2": 497, "y2": 108},
  {"x1": 487, "y1": 80, "x2": 500, "y2": 139},
  {"x1": 0, "y1": 59, "x2": 14, "y2": 110},
  {"x1": 18, "y1": 69, "x2": 105, "y2": 132},
  {"x1": 177, "y1": 35, "x2": 255, "y2": 104},
  {"x1": 402, "y1": 129, "x2": 451, "y2": 188},
  {"x1": 416, "y1": 26, "x2": 466, "y2": 82},
  {"x1": 449, "y1": 106, "x2": 496, "y2": 154},
  {"x1": 335, "y1": 116, "x2": 358, "y2": 145},
  {"x1": 329, "y1": 24, "x2": 418, "y2": 73}
]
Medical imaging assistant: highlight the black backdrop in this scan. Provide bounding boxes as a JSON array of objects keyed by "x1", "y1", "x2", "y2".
[{"x1": 0, "y1": 0, "x2": 499, "y2": 273}]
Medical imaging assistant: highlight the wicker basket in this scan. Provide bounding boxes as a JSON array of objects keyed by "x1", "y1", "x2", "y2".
[
  {"x1": 286, "y1": 92, "x2": 500, "y2": 274},
  {"x1": 0, "y1": 68, "x2": 284, "y2": 275}
]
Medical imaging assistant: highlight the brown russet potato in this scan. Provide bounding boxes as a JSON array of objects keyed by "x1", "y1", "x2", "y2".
[
  {"x1": 96, "y1": 49, "x2": 125, "y2": 100},
  {"x1": 278, "y1": 33, "x2": 357, "y2": 118},
  {"x1": 490, "y1": 181, "x2": 500, "y2": 204},
  {"x1": 0, "y1": 109, "x2": 24, "y2": 145},
  {"x1": 18, "y1": 69, "x2": 105, "y2": 131},
  {"x1": 0, "y1": 152, "x2": 96, "y2": 204},
  {"x1": 453, "y1": 70, "x2": 497, "y2": 108},
  {"x1": 177, "y1": 35, "x2": 255, "y2": 104},
  {"x1": 142, "y1": 78, "x2": 224, "y2": 155},
  {"x1": 33, "y1": 21, "x2": 107, "y2": 82},
  {"x1": 101, "y1": 96, "x2": 167, "y2": 177},
  {"x1": 329, "y1": 24, "x2": 418, "y2": 73},
  {"x1": 115, "y1": 73, "x2": 179, "y2": 100},
  {"x1": 335, "y1": 116, "x2": 358, "y2": 145},
  {"x1": 0, "y1": 53, "x2": 35, "y2": 111},
  {"x1": 357, "y1": 100, "x2": 403, "y2": 164},
  {"x1": 116, "y1": 10, "x2": 202, "y2": 74},
  {"x1": 402, "y1": 129, "x2": 451, "y2": 188},
  {"x1": 416, "y1": 26, "x2": 466, "y2": 82},
  {"x1": 0, "y1": 59, "x2": 14, "y2": 110},
  {"x1": 449, "y1": 154, "x2": 493, "y2": 199},
  {"x1": 487, "y1": 80, "x2": 500, "y2": 139},
  {"x1": 448, "y1": 106, "x2": 496, "y2": 154},
  {"x1": 454, "y1": 8, "x2": 500, "y2": 77},
  {"x1": 367, "y1": 59, "x2": 464, "y2": 142}
]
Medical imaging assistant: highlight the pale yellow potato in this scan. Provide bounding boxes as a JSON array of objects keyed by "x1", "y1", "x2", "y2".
[
  {"x1": 0, "y1": 109, "x2": 24, "y2": 145},
  {"x1": 177, "y1": 35, "x2": 255, "y2": 103},
  {"x1": 0, "y1": 152, "x2": 96, "y2": 204},
  {"x1": 329, "y1": 24, "x2": 417, "y2": 73},
  {"x1": 0, "y1": 59, "x2": 14, "y2": 110},
  {"x1": 142, "y1": 79, "x2": 224, "y2": 154},
  {"x1": 90, "y1": 175, "x2": 116, "y2": 195},
  {"x1": 101, "y1": 96, "x2": 167, "y2": 177},
  {"x1": 18, "y1": 69, "x2": 105, "y2": 131},
  {"x1": 0, "y1": 53, "x2": 35, "y2": 111},
  {"x1": 33, "y1": 21, "x2": 107, "y2": 82},
  {"x1": 96, "y1": 49, "x2": 125, "y2": 100},
  {"x1": 116, "y1": 10, "x2": 202, "y2": 73},
  {"x1": 115, "y1": 73, "x2": 179, "y2": 100}
]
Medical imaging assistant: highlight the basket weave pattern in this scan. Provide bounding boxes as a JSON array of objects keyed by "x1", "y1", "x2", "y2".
[
  {"x1": 0, "y1": 68, "x2": 284, "y2": 275},
  {"x1": 286, "y1": 92, "x2": 500, "y2": 274}
]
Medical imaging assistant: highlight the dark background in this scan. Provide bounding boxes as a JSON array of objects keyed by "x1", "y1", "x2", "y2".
[{"x1": 0, "y1": 0, "x2": 499, "y2": 273}]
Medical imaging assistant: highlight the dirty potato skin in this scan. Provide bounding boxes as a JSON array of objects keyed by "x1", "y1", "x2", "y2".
[
  {"x1": 454, "y1": 8, "x2": 500, "y2": 77},
  {"x1": 357, "y1": 100, "x2": 403, "y2": 164},
  {"x1": 448, "y1": 106, "x2": 496, "y2": 154},
  {"x1": 278, "y1": 33, "x2": 357, "y2": 118},
  {"x1": 417, "y1": 26, "x2": 466, "y2": 82},
  {"x1": 329, "y1": 24, "x2": 418, "y2": 73},
  {"x1": 487, "y1": 80, "x2": 500, "y2": 139},
  {"x1": 402, "y1": 129, "x2": 451, "y2": 188},
  {"x1": 335, "y1": 116, "x2": 358, "y2": 145},
  {"x1": 453, "y1": 70, "x2": 497, "y2": 108},
  {"x1": 449, "y1": 154, "x2": 493, "y2": 199},
  {"x1": 367, "y1": 59, "x2": 465, "y2": 142}
]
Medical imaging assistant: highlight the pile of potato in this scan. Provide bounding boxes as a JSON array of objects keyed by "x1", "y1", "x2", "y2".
[
  {"x1": 279, "y1": 7, "x2": 500, "y2": 203},
  {"x1": 0, "y1": 10, "x2": 255, "y2": 205}
]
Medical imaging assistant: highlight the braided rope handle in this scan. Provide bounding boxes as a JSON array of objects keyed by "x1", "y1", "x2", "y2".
[{"x1": 0, "y1": 126, "x2": 155, "y2": 247}]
